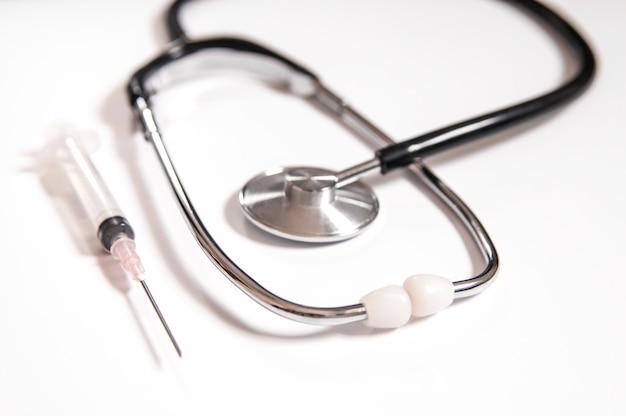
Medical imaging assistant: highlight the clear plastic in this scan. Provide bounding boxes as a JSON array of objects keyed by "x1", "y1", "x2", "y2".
[{"x1": 45, "y1": 136, "x2": 124, "y2": 231}]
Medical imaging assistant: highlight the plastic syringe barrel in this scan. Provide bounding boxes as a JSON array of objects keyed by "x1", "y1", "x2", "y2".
[{"x1": 51, "y1": 136, "x2": 134, "y2": 251}]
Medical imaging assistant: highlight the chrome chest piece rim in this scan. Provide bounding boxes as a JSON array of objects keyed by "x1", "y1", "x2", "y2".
[{"x1": 239, "y1": 166, "x2": 379, "y2": 242}]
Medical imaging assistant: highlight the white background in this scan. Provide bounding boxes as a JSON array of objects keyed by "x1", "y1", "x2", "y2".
[{"x1": 1, "y1": 0, "x2": 625, "y2": 415}]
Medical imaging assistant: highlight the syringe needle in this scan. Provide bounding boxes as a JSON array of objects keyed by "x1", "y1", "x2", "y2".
[
  {"x1": 140, "y1": 280, "x2": 182, "y2": 357},
  {"x1": 111, "y1": 238, "x2": 182, "y2": 357},
  {"x1": 108, "y1": 218, "x2": 183, "y2": 358}
]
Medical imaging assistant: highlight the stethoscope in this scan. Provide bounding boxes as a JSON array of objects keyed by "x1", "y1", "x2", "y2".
[{"x1": 126, "y1": 0, "x2": 595, "y2": 328}]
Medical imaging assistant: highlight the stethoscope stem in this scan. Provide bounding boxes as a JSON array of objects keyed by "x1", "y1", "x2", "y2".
[{"x1": 334, "y1": 158, "x2": 380, "y2": 189}]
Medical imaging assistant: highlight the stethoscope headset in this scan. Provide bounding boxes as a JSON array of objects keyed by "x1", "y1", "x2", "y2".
[{"x1": 127, "y1": 0, "x2": 595, "y2": 328}]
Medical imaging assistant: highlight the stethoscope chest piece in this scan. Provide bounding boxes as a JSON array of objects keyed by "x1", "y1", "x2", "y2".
[{"x1": 239, "y1": 166, "x2": 379, "y2": 242}]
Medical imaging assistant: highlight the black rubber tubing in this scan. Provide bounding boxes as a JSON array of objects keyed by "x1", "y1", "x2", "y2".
[{"x1": 165, "y1": 0, "x2": 596, "y2": 173}]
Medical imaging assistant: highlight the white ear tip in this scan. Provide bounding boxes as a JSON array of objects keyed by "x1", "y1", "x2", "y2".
[
  {"x1": 403, "y1": 274, "x2": 454, "y2": 317},
  {"x1": 360, "y1": 285, "x2": 412, "y2": 329}
]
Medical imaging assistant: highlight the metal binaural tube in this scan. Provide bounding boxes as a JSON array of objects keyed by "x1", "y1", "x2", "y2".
[{"x1": 134, "y1": 98, "x2": 368, "y2": 324}]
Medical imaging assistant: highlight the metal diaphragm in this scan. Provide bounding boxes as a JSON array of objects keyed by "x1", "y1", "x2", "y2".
[{"x1": 239, "y1": 166, "x2": 379, "y2": 243}]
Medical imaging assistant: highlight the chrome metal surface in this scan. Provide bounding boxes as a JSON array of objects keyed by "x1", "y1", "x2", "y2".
[
  {"x1": 143, "y1": 48, "x2": 317, "y2": 98},
  {"x1": 240, "y1": 166, "x2": 379, "y2": 242},
  {"x1": 335, "y1": 157, "x2": 380, "y2": 188}
]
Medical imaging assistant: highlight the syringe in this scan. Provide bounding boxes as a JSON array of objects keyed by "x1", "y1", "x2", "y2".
[{"x1": 47, "y1": 134, "x2": 181, "y2": 357}]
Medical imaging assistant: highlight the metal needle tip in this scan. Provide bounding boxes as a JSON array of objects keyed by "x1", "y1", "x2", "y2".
[{"x1": 140, "y1": 280, "x2": 182, "y2": 357}]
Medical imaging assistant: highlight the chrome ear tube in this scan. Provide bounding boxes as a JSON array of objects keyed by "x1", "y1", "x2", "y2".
[{"x1": 126, "y1": 0, "x2": 595, "y2": 328}]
